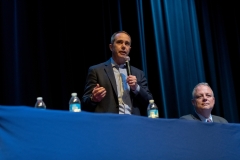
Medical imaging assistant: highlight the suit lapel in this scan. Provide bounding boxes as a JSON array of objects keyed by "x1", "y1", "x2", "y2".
[
  {"x1": 104, "y1": 60, "x2": 118, "y2": 96},
  {"x1": 191, "y1": 112, "x2": 202, "y2": 121},
  {"x1": 212, "y1": 116, "x2": 219, "y2": 122}
]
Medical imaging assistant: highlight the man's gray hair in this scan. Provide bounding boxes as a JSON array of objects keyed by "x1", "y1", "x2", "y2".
[{"x1": 192, "y1": 82, "x2": 214, "y2": 98}]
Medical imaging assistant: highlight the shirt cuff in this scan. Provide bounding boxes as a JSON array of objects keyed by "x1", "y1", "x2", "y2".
[{"x1": 132, "y1": 85, "x2": 140, "y2": 94}]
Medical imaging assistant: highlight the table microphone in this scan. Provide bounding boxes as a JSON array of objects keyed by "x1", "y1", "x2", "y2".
[{"x1": 125, "y1": 56, "x2": 131, "y2": 76}]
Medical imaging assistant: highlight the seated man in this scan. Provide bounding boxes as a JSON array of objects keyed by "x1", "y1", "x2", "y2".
[{"x1": 180, "y1": 82, "x2": 228, "y2": 123}]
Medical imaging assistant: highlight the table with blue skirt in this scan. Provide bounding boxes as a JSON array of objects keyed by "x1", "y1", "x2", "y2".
[{"x1": 0, "y1": 105, "x2": 240, "y2": 160}]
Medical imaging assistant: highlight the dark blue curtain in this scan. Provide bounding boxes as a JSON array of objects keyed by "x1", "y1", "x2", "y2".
[
  {"x1": 150, "y1": 0, "x2": 205, "y2": 119},
  {"x1": 0, "y1": 0, "x2": 239, "y2": 122}
]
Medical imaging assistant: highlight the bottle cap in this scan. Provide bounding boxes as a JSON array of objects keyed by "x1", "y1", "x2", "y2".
[
  {"x1": 71, "y1": 93, "x2": 77, "y2": 96},
  {"x1": 149, "y1": 99, "x2": 154, "y2": 103},
  {"x1": 37, "y1": 97, "x2": 43, "y2": 100}
]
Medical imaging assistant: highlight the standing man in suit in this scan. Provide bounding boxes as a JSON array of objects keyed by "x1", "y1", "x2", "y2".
[
  {"x1": 180, "y1": 82, "x2": 228, "y2": 123},
  {"x1": 81, "y1": 31, "x2": 153, "y2": 116}
]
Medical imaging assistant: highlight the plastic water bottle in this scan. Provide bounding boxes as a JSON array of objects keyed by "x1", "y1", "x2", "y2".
[
  {"x1": 147, "y1": 99, "x2": 159, "y2": 118},
  {"x1": 69, "y1": 93, "x2": 81, "y2": 112},
  {"x1": 34, "y1": 97, "x2": 46, "y2": 109}
]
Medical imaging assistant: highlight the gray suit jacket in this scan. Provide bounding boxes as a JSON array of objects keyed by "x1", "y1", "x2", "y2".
[
  {"x1": 81, "y1": 58, "x2": 153, "y2": 116},
  {"x1": 180, "y1": 112, "x2": 228, "y2": 123}
]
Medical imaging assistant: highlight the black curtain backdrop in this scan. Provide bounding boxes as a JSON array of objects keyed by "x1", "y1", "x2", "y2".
[{"x1": 0, "y1": 0, "x2": 239, "y2": 123}]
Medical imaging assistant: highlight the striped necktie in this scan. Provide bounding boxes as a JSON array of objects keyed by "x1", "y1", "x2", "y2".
[
  {"x1": 116, "y1": 66, "x2": 131, "y2": 114},
  {"x1": 118, "y1": 72, "x2": 124, "y2": 104},
  {"x1": 207, "y1": 118, "x2": 212, "y2": 122}
]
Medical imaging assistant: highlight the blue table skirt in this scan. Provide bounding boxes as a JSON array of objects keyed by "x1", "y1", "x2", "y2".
[{"x1": 0, "y1": 106, "x2": 240, "y2": 160}]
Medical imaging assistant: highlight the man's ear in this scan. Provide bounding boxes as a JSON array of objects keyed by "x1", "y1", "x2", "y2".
[
  {"x1": 191, "y1": 99, "x2": 196, "y2": 106},
  {"x1": 109, "y1": 44, "x2": 113, "y2": 51}
]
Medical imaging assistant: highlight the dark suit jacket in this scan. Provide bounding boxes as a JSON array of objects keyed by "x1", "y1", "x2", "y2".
[
  {"x1": 81, "y1": 58, "x2": 153, "y2": 116},
  {"x1": 180, "y1": 112, "x2": 228, "y2": 123}
]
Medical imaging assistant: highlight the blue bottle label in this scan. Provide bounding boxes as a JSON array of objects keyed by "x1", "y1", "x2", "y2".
[
  {"x1": 148, "y1": 109, "x2": 159, "y2": 118},
  {"x1": 70, "y1": 104, "x2": 81, "y2": 112}
]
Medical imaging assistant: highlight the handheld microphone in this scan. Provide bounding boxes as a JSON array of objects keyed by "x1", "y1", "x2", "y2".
[{"x1": 125, "y1": 56, "x2": 131, "y2": 76}]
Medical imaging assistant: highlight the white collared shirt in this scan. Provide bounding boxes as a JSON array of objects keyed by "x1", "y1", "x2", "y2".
[
  {"x1": 195, "y1": 111, "x2": 213, "y2": 122},
  {"x1": 111, "y1": 58, "x2": 132, "y2": 114}
]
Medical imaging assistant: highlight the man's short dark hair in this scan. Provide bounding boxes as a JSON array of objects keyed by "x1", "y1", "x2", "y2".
[{"x1": 110, "y1": 31, "x2": 131, "y2": 44}]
